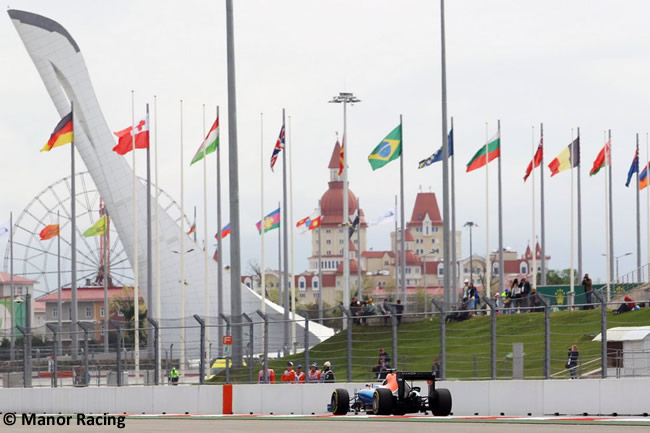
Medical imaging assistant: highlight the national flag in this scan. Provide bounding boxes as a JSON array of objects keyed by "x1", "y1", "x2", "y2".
[
  {"x1": 338, "y1": 139, "x2": 345, "y2": 176},
  {"x1": 589, "y1": 141, "x2": 611, "y2": 176},
  {"x1": 256, "y1": 208, "x2": 281, "y2": 233},
  {"x1": 83, "y1": 216, "x2": 107, "y2": 237},
  {"x1": 270, "y1": 125, "x2": 285, "y2": 171},
  {"x1": 191, "y1": 117, "x2": 219, "y2": 165},
  {"x1": 0, "y1": 220, "x2": 10, "y2": 238},
  {"x1": 524, "y1": 140, "x2": 543, "y2": 182},
  {"x1": 307, "y1": 216, "x2": 322, "y2": 230},
  {"x1": 548, "y1": 138, "x2": 580, "y2": 177},
  {"x1": 368, "y1": 125, "x2": 402, "y2": 170},
  {"x1": 296, "y1": 216, "x2": 310, "y2": 228},
  {"x1": 187, "y1": 223, "x2": 196, "y2": 237},
  {"x1": 42, "y1": 111, "x2": 73, "y2": 152},
  {"x1": 466, "y1": 132, "x2": 500, "y2": 172},
  {"x1": 216, "y1": 223, "x2": 231, "y2": 239},
  {"x1": 369, "y1": 209, "x2": 396, "y2": 226},
  {"x1": 625, "y1": 148, "x2": 639, "y2": 187},
  {"x1": 640, "y1": 165, "x2": 648, "y2": 190},
  {"x1": 418, "y1": 128, "x2": 454, "y2": 169},
  {"x1": 213, "y1": 248, "x2": 219, "y2": 263},
  {"x1": 39, "y1": 224, "x2": 60, "y2": 241},
  {"x1": 112, "y1": 114, "x2": 150, "y2": 155},
  {"x1": 348, "y1": 209, "x2": 360, "y2": 238}
]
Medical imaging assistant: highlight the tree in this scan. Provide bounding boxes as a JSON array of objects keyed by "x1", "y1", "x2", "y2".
[
  {"x1": 109, "y1": 286, "x2": 147, "y2": 346},
  {"x1": 539, "y1": 269, "x2": 578, "y2": 285}
]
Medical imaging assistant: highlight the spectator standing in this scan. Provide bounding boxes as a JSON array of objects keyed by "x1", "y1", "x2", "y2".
[
  {"x1": 294, "y1": 364, "x2": 305, "y2": 383},
  {"x1": 382, "y1": 298, "x2": 393, "y2": 325},
  {"x1": 306, "y1": 363, "x2": 321, "y2": 382},
  {"x1": 467, "y1": 283, "x2": 479, "y2": 312},
  {"x1": 520, "y1": 276, "x2": 531, "y2": 311},
  {"x1": 257, "y1": 361, "x2": 276, "y2": 384},
  {"x1": 582, "y1": 274, "x2": 593, "y2": 309},
  {"x1": 378, "y1": 348, "x2": 391, "y2": 367},
  {"x1": 321, "y1": 361, "x2": 335, "y2": 383},
  {"x1": 350, "y1": 297, "x2": 361, "y2": 325},
  {"x1": 510, "y1": 278, "x2": 521, "y2": 312},
  {"x1": 281, "y1": 361, "x2": 296, "y2": 383},
  {"x1": 395, "y1": 299, "x2": 404, "y2": 325},
  {"x1": 566, "y1": 345, "x2": 579, "y2": 379},
  {"x1": 432, "y1": 357, "x2": 441, "y2": 379}
]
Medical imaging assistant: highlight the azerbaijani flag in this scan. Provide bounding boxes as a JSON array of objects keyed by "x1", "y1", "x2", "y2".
[
  {"x1": 39, "y1": 224, "x2": 60, "y2": 241},
  {"x1": 466, "y1": 132, "x2": 500, "y2": 172},
  {"x1": 589, "y1": 141, "x2": 610, "y2": 176},
  {"x1": 83, "y1": 216, "x2": 107, "y2": 237},
  {"x1": 256, "y1": 208, "x2": 281, "y2": 233},
  {"x1": 640, "y1": 165, "x2": 648, "y2": 190},
  {"x1": 216, "y1": 223, "x2": 231, "y2": 239},
  {"x1": 368, "y1": 124, "x2": 402, "y2": 170},
  {"x1": 548, "y1": 137, "x2": 580, "y2": 177},
  {"x1": 191, "y1": 117, "x2": 219, "y2": 165},
  {"x1": 42, "y1": 111, "x2": 73, "y2": 152}
]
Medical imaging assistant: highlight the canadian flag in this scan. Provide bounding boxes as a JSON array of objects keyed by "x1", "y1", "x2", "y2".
[{"x1": 113, "y1": 114, "x2": 150, "y2": 155}]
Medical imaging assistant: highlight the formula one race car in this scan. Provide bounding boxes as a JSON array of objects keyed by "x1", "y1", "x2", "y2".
[{"x1": 328, "y1": 371, "x2": 451, "y2": 416}]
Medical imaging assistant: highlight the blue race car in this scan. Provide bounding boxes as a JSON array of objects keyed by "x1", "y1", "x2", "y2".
[{"x1": 329, "y1": 371, "x2": 452, "y2": 416}]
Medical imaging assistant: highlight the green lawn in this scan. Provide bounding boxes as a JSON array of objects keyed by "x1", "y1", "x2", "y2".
[{"x1": 217, "y1": 308, "x2": 650, "y2": 383}]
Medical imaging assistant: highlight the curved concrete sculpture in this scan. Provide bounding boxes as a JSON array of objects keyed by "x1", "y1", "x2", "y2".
[{"x1": 8, "y1": 9, "x2": 333, "y2": 356}]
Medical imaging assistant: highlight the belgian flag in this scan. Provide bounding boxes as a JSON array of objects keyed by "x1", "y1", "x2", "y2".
[{"x1": 42, "y1": 111, "x2": 73, "y2": 152}]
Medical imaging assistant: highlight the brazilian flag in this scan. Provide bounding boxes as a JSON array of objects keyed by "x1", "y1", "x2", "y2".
[{"x1": 368, "y1": 124, "x2": 402, "y2": 170}]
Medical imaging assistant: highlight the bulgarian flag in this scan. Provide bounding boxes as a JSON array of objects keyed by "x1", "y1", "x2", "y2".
[
  {"x1": 466, "y1": 132, "x2": 500, "y2": 172},
  {"x1": 589, "y1": 141, "x2": 611, "y2": 176},
  {"x1": 191, "y1": 117, "x2": 219, "y2": 165}
]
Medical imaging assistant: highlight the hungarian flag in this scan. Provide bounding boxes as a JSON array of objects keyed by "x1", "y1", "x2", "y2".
[
  {"x1": 256, "y1": 208, "x2": 281, "y2": 233},
  {"x1": 338, "y1": 139, "x2": 344, "y2": 176},
  {"x1": 270, "y1": 124, "x2": 285, "y2": 172},
  {"x1": 39, "y1": 224, "x2": 60, "y2": 241},
  {"x1": 216, "y1": 223, "x2": 231, "y2": 239},
  {"x1": 191, "y1": 117, "x2": 219, "y2": 165},
  {"x1": 548, "y1": 137, "x2": 580, "y2": 176},
  {"x1": 113, "y1": 114, "x2": 150, "y2": 155},
  {"x1": 42, "y1": 111, "x2": 73, "y2": 152},
  {"x1": 368, "y1": 124, "x2": 402, "y2": 170},
  {"x1": 466, "y1": 132, "x2": 500, "y2": 172},
  {"x1": 524, "y1": 139, "x2": 543, "y2": 182},
  {"x1": 589, "y1": 141, "x2": 611, "y2": 176},
  {"x1": 625, "y1": 148, "x2": 639, "y2": 187},
  {"x1": 307, "y1": 216, "x2": 322, "y2": 230},
  {"x1": 83, "y1": 216, "x2": 107, "y2": 237},
  {"x1": 640, "y1": 165, "x2": 648, "y2": 190}
]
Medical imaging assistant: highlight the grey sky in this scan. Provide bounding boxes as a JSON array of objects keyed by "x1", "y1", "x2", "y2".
[{"x1": 2, "y1": 0, "x2": 650, "y2": 287}]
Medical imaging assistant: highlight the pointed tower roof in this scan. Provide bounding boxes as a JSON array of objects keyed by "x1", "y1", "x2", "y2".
[
  {"x1": 328, "y1": 140, "x2": 341, "y2": 169},
  {"x1": 408, "y1": 192, "x2": 443, "y2": 226}
]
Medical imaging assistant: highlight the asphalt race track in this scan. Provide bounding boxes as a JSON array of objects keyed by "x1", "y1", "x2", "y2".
[{"x1": 3, "y1": 415, "x2": 650, "y2": 432}]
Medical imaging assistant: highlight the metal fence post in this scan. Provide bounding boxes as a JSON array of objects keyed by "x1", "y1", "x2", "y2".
[
  {"x1": 343, "y1": 308, "x2": 352, "y2": 382},
  {"x1": 242, "y1": 313, "x2": 254, "y2": 383},
  {"x1": 482, "y1": 296, "x2": 497, "y2": 380},
  {"x1": 219, "y1": 313, "x2": 231, "y2": 383},
  {"x1": 193, "y1": 315, "x2": 206, "y2": 385},
  {"x1": 304, "y1": 317, "x2": 310, "y2": 371},
  {"x1": 593, "y1": 290, "x2": 607, "y2": 378},
  {"x1": 110, "y1": 320, "x2": 123, "y2": 386},
  {"x1": 431, "y1": 299, "x2": 446, "y2": 380},
  {"x1": 536, "y1": 292, "x2": 551, "y2": 379},
  {"x1": 78, "y1": 322, "x2": 94, "y2": 386},
  {"x1": 46, "y1": 324, "x2": 58, "y2": 388},
  {"x1": 147, "y1": 318, "x2": 159, "y2": 385},
  {"x1": 256, "y1": 310, "x2": 269, "y2": 384},
  {"x1": 391, "y1": 312, "x2": 398, "y2": 370},
  {"x1": 16, "y1": 325, "x2": 31, "y2": 387}
]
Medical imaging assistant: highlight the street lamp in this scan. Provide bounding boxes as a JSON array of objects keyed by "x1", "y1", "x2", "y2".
[
  {"x1": 329, "y1": 92, "x2": 361, "y2": 317},
  {"x1": 464, "y1": 222, "x2": 477, "y2": 288}
]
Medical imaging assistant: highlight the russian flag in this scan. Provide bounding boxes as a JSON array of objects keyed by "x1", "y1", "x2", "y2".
[{"x1": 216, "y1": 223, "x2": 230, "y2": 239}]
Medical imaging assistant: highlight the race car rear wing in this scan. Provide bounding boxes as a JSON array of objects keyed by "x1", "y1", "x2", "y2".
[{"x1": 396, "y1": 371, "x2": 436, "y2": 381}]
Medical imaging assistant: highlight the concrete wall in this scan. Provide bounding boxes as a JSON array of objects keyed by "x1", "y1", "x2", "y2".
[{"x1": 0, "y1": 379, "x2": 648, "y2": 415}]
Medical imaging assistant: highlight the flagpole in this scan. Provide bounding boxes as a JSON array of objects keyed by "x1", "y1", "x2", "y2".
[
  {"x1": 318, "y1": 199, "x2": 323, "y2": 324},
  {"x1": 202, "y1": 104, "x2": 210, "y2": 359},
  {"x1": 288, "y1": 115, "x2": 296, "y2": 353},
  {"x1": 281, "y1": 108, "x2": 290, "y2": 356},
  {"x1": 450, "y1": 117, "x2": 457, "y2": 305},
  {"x1": 216, "y1": 105, "x2": 223, "y2": 358},
  {"x1": 540, "y1": 123, "x2": 546, "y2": 285},
  {"x1": 604, "y1": 131, "x2": 611, "y2": 301},
  {"x1": 608, "y1": 129, "x2": 614, "y2": 293},
  {"x1": 636, "y1": 133, "x2": 641, "y2": 281},
  {"x1": 577, "y1": 127, "x2": 583, "y2": 284},
  {"x1": 570, "y1": 129, "x2": 575, "y2": 307},
  {"x1": 497, "y1": 120, "x2": 504, "y2": 299},
  {"x1": 154, "y1": 95, "x2": 162, "y2": 382},
  {"x1": 357, "y1": 198, "x2": 362, "y2": 298},
  {"x1": 193, "y1": 206, "x2": 197, "y2": 243},
  {"x1": 646, "y1": 132, "x2": 650, "y2": 282},
  {"x1": 399, "y1": 115, "x2": 406, "y2": 309},
  {"x1": 485, "y1": 122, "x2": 490, "y2": 298},
  {"x1": 343, "y1": 101, "x2": 350, "y2": 328},
  {"x1": 131, "y1": 91, "x2": 140, "y2": 379},
  {"x1": 58, "y1": 210, "x2": 63, "y2": 356},
  {"x1": 394, "y1": 194, "x2": 398, "y2": 302},
  {"x1": 9, "y1": 210, "x2": 14, "y2": 361},
  {"x1": 278, "y1": 200, "x2": 282, "y2": 311},
  {"x1": 146, "y1": 103, "x2": 153, "y2": 359},
  {"x1": 102, "y1": 205, "x2": 108, "y2": 355},
  {"x1": 440, "y1": 0, "x2": 451, "y2": 312},
  {"x1": 531, "y1": 125, "x2": 536, "y2": 291},
  {"x1": 70, "y1": 101, "x2": 78, "y2": 361},
  {"x1": 180, "y1": 99, "x2": 186, "y2": 378},
  {"x1": 260, "y1": 112, "x2": 265, "y2": 315}
]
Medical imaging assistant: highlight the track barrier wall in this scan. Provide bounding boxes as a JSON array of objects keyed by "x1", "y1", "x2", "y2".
[{"x1": 1, "y1": 378, "x2": 648, "y2": 416}]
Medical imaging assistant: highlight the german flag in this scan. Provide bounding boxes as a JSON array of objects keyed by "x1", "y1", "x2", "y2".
[{"x1": 42, "y1": 111, "x2": 73, "y2": 152}]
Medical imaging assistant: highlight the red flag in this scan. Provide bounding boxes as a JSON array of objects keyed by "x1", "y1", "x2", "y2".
[
  {"x1": 113, "y1": 114, "x2": 150, "y2": 155},
  {"x1": 523, "y1": 141, "x2": 543, "y2": 182},
  {"x1": 338, "y1": 139, "x2": 344, "y2": 176},
  {"x1": 308, "y1": 216, "x2": 322, "y2": 230},
  {"x1": 39, "y1": 224, "x2": 60, "y2": 240},
  {"x1": 296, "y1": 216, "x2": 310, "y2": 227}
]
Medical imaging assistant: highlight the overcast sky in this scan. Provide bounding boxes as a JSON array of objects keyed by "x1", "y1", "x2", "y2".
[{"x1": 2, "y1": 0, "x2": 650, "y2": 287}]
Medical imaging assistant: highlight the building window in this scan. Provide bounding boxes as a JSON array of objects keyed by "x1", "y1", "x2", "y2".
[
  {"x1": 339, "y1": 239, "x2": 343, "y2": 244},
  {"x1": 339, "y1": 249, "x2": 343, "y2": 255},
  {"x1": 100, "y1": 307, "x2": 105, "y2": 318},
  {"x1": 312, "y1": 278, "x2": 319, "y2": 290},
  {"x1": 406, "y1": 267, "x2": 411, "y2": 274},
  {"x1": 438, "y1": 267, "x2": 444, "y2": 276},
  {"x1": 85, "y1": 306, "x2": 92, "y2": 318},
  {"x1": 521, "y1": 264, "x2": 528, "y2": 274},
  {"x1": 299, "y1": 277, "x2": 306, "y2": 290},
  {"x1": 415, "y1": 268, "x2": 420, "y2": 274},
  {"x1": 16, "y1": 287, "x2": 22, "y2": 295},
  {"x1": 339, "y1": 229, "x2": 344, "y2": 234},
  {"x1": 326, "y1": 239, "x2": 331, "y2": 245},
  {"x1": 53, "y1": 307, "x2": 58, "y2": 318},
  {"x1": 327, "y1": 250, "x2": 332, "y2": 255}
]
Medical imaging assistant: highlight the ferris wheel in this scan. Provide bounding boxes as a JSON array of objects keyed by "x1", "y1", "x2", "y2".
[{"x1": 3, "y1": 172, "x2": 190, "y2": 297}]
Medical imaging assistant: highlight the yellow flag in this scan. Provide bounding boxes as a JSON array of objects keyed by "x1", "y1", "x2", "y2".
[{"x1": 83, "y1": 216, "x2": 106, "y2": 237}]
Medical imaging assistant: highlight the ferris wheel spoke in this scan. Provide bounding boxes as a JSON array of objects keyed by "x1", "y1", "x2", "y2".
[{"x1": 49, "y1": 185, "x2": 72, "y2": 221}]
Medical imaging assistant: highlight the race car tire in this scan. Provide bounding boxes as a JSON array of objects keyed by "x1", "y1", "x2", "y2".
[
  {"x1": 429, "y1": 388, "x2": 452, "y2": 416},
  {"x1": 331, "y1": 388, "x2": 350, "y2": 415},
  {"x1": 372, "y1": 388, "x2": 394, "y2": 415}
]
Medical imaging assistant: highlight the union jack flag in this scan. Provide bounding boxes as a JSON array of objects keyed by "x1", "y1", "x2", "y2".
[{"x1": 270, "y1": 124, "x2": 285, "y2": 171}]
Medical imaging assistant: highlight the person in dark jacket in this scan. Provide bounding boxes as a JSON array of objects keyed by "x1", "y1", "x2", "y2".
[
  {"x1": 321, "y1": 361, "x2": 335, "y2": 383},
  {"x1": 520, "y1": 276, "x2": 532, "y2": 312},
  {"x1": 582, "y1": 274, "x2": 593, "y2": 309},
  {"x1": 566, "y1": 345, "x2": 579, "y2": 379}
]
